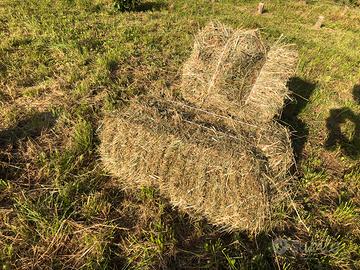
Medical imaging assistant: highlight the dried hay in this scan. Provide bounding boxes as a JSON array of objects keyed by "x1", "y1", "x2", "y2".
[
  {"x1": 179, "y1": 21, "x2": 297, "y2": 176},
  {"x1": 181, "y1": 22, "x2": 298, "y2": 123},
  {"x1": 149, "y1": 99, "x2": 294, "y2": 178},
  {"x1": 100, "y1": 22, "x2": 298, "y2": 233},
  {"x1": 255, "y1": 122, "x2": 294, "y2": 177},
  {"x1": 244, "y1": 44, "x2": 298, "y2": 122},
  {"x1": 100, "y1": 99, "x2": 292, "y2": 233},
  {"x1": 181, "y1": 22, "x2": 266, "y2": 117}
]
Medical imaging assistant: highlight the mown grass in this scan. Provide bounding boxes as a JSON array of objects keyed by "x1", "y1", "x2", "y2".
[{"x1": 0, "y1": 0, "x2": 360, "y2": 269}]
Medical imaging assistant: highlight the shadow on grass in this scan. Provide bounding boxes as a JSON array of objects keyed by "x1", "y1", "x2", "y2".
[
  {"x1": 136, "y1": 1, "x2": 168, "y2": 12},
  {"x1": 117, "y1": 1, "x2": 168, "y2": 12},
  {"x1": 281, "y1": 77, "x2": 316, "y2": 161},
  {"x1": 0, "y1": 112, "x2": 56, "y2": 147},
  {"x1": 324, "y1": 84, "x2": 360, "y2": 159},
  {"x1": 0, "y1": 112, "x2": 57, "y2": 179},
  {"x1": 103, "y1": 185, "x2": 276, "y2": 269},
  {"x1": 171, "y1": 228, "x2": 274, "y2": 269}
]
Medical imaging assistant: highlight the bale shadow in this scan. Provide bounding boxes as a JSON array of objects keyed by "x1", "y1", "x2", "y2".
[
  {"x1": 354, "y1": 84, "x2": 360, "y2": 104},
  {"x1": 324, "y1": 84, "x2": 360, "y2": 159},
  {"x1": 0, "y1": 112, "x2": 57, "y2": 179},
  {"x1": 281, "y1": 77, "x2": 316, "y2": 161},
  {"x1": 104, "y1": 186, "x2": 277, "y2": 269},
  {"x1": 0, "y1": 112, "x2": 56, "y2": 147},
  {"x1": 161, "y1": 210, "x2": 276, "y2": 269}
]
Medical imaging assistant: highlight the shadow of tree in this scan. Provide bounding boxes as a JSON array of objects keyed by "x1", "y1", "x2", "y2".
[
  {"x1": 281, "y1": 77, "x2": 316, "y2": 161},
  {"x1": 324, "y1": 84, "x2": 360, "y2": 159},
  {"x1": 136, "y1": 1, "x2": 168, "y2": 12},
  {"x1": 116, "y1": 1, "x2": 167, "y2": 12}
]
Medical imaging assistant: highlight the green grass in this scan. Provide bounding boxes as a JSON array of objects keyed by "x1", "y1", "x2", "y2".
[{"x1": 0, "y1": 0, "x2": 360, "y2": 269}]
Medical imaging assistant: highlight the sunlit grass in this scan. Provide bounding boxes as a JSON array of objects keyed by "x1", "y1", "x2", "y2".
[{"x1": 0, "y1": 0, "x2": 360, "y2": 269}]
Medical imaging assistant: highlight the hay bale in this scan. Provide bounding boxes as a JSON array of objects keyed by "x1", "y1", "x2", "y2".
[
  {"x1": 182, "y1": 22, "x2": 298, "y2": 123},
  {"x1": 244, "y1": 44, "x2": 298, "y2": 122},
  {"x1": 100, "y1": 23, "x2": 298, "y2": 233},
  {"x1": 155, "y1": 99, "x2": 294, "y2": 177},
  {"x1": 251, "y1": 122, "x2": 294, "y2": 177},
  {"x1": 100, "y1": 99, "x2": 291, "y2": 233},
  {"x1": 181, "y1": 22, "x2": 266, "y2": 117}
]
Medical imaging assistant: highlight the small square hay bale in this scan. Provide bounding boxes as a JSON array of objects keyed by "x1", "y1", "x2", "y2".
[
  {"x1": 181, "y1": 22, "x2": 266, "y2": 117},
  {"x1": 244, "y1": 44, "x2": 298, "y2": 122},
  {"x1": 100, "y1": 99, "x2": 292, "y2": 233},
  {"x1": 181, "y1": 22, "x2": 298, "y2": 123}
]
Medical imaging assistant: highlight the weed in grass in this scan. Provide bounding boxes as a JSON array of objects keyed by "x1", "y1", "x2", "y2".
[
  {"x1": 81, "y1": 192, "x2": 111, "y2": 221},
  {"x1": 301, "y1": 156, "x2": 329, "y2": 185},
  {"x1": 344, "y1": 165, "x2": 360, "y2": 183},
  {"x1": 334, "y1": 201, "x2": 358, "y2": 225},
  {"x1": 72, "y1": 118, "x2": 94, "y2": 153},
  {"x1": 273, "y1": 230, "x2": 359, "y2": 269},
  {"x1": 305, "y1": 230, "x2": 353, "y2": 269}
]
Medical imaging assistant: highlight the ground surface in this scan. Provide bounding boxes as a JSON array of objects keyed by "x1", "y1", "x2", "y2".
[{"x1": 0, "y1": 0, "x2": 360, "y2": 269}]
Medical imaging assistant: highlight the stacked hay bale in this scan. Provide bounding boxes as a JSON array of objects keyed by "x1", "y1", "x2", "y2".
[
  {"x1": 244, "y1": 43, "x2": 299, "y2": 123},
  {"x1": 99, "y1": 22, "x2": 298, "y2": 234},
  {"x1": 181, "y1": 22, "x2": 267, "y2": 117},
  {"x1": 181, "y1": 22, "x2": 298, "y2": 122}
]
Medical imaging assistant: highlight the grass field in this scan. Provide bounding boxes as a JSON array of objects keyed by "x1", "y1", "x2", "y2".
[{"x1": 0, "y1": 0, "x2": 360, "y2": 269}]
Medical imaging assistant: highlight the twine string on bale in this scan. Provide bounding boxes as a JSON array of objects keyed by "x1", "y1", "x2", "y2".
[{"x1": 162, "y1": 98, "x2": 294, "y2": 177}]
